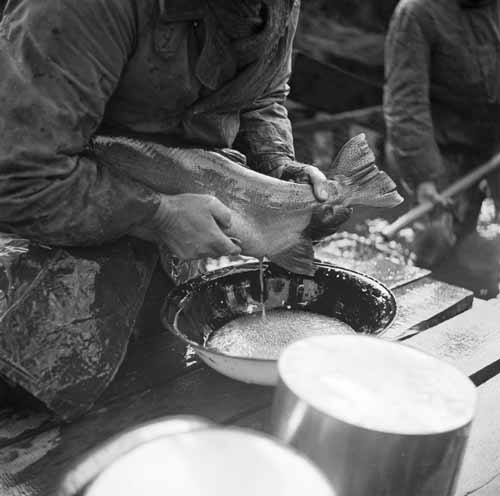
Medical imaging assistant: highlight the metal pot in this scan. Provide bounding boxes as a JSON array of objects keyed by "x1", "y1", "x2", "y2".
[
  {"x1": 162, "y1": 261, "x2": 396, "y2": 385},
  {"x1": 270, "y1": 335, "x2": 477, "y2": 496},
  {"x1": 62, "y1": 420, "x2": 336, "y2": 496}
]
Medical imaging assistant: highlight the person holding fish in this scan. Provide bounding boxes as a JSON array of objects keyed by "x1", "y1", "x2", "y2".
[
  {"x1": 0, "y1": 0, "x2": 405, "y2": 414},
  {"x1": 384, "y1": 0, "x2": 500, "y2": 268},
  {"x1": 0, "y1": 0, "x2": 354, "y2": 271}
]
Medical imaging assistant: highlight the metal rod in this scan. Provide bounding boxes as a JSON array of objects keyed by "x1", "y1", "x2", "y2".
[{"x1": 381, "y1": 150, "x2": 500, "y2": 239}]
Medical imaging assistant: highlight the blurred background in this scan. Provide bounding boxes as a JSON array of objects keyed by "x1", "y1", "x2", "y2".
[{"x1": 287, "y1": 0, "x2": 500, "y2": 299}]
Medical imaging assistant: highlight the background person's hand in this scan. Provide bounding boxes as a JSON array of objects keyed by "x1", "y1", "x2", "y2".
[
  {"x1": 417, "y1": 181, "x2": 449, "y2": 207},
  {"x1": 130, "y1": 194, "x2": 241, "y2": 260},
  {"x1": 271, "y1": 162, "x2": 329, "y2": 202}
]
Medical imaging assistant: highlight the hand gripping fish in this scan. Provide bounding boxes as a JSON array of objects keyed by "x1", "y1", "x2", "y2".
[{"x1": 91, "y1": 134, "x2": 403, "y2": 275}]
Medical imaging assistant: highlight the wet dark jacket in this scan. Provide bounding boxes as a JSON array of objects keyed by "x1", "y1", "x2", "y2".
[
  {"x1": 384, "y1": 0, "x2": 500, "y2": 187},
  {"x1": 0, "y1": 0, "x2": 298, "y2": 246}
]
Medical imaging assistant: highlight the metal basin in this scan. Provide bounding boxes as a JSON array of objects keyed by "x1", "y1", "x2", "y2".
[{"x1": 161, "y1": 261, "x2": 397, "y2": 385}]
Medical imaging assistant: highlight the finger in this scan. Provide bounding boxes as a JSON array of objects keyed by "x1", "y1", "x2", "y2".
[
  {"x1": 170, "y1": 241, "x2": 197, "y2": 261},
  {"x1": 437, "y1": 195, "x2": 453, "y2": 208},
  {"x1": 306, "y1": 166, "x2": 329, "y2": 202},
  {"x1": 268, "y1": 164, "x2": 285, "y2": 179},
  {"x1": 207, "y1": 230, "x2": 242, "y2": 258},
  {"x1": 420, "y1": 193, "x2": 442, "y2": 206},
  {"x1": 208, "y1": 197, "x2": 233, "y2": 230}
]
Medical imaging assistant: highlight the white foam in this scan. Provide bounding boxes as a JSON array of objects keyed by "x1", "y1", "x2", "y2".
[{"x1": 279, "y1": 335, "x2": 476, "y2": 435}]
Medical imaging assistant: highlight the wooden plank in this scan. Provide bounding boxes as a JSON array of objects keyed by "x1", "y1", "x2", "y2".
[
  {"x1": 0, "y1": 408, "x2": 53, "y2": 448},
  {"x1": 383, "y1": 277, "x2": 474, "y2": 340},
  {"x1": 315, "y1": 251, "x2": 430, "y2": 290},
  {"x1": 313, "y1": 232, "x2": 430, "y2": 289},
  {"x1": 228, "y1": 407, "x2": 270, "y2": 433},
  {"x1": 456, "y1": 374, "x2": 500, "y2": 496},
  {"x1": 406, "y1": 299, "x2": 500, "y2": 384},
  {"x1": 0, "y1": 367, "x2": 273, "y2": 496},
  {"x1": 0, "y1": 265, "x2": 485, "y2": 496},
  {"x1": 465, "y1": 477, "x2": 500, "y2": 496}
]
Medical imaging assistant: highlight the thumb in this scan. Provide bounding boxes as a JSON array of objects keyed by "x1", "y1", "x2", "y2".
[
  {"x1": 306, "y1": 166, "x2": 329, "y2": 202},
  {"x1": 208, "y1": 197, "x2": 233, "y2": 230}
]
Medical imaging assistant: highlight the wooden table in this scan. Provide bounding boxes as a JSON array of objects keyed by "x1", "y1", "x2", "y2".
[{"x1": 0, "y1": 266, "x2": 499, "y2": 496}]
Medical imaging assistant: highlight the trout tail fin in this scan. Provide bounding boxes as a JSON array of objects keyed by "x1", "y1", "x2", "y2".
[{"x1": 327, "y1": 134, "x2": 403, "y2": 208}]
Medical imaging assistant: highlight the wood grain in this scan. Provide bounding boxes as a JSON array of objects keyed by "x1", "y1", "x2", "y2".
[
  {"x1": 456, "y1": 374, "x2": 500, "y2": 496},
  {"x1": 406, "y1": 299, "x2": 500, "y2": 384},
  {"x1": 383, "y1": 277, "x2": 474, "y2": 340},
  {"x1": 0, "y1": 276, "x2": 494, "y2": 496},
  {"x1": 0, "y1": 367, "x2": 273, "y2": 496}
]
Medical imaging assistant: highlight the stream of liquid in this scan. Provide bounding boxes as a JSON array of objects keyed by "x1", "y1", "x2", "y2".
[{"x1": 259, "y1": 258, "x2": 266, "y2": 321}]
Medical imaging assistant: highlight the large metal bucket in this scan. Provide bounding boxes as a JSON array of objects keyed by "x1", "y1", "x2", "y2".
[{"x1": 270, "y1": 335, "x2": 477, "y2": 496}]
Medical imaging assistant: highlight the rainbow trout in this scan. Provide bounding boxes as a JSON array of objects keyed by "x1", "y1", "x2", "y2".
[{"x1": 91, "y1": 134, "x2": 402, "y2": 275}]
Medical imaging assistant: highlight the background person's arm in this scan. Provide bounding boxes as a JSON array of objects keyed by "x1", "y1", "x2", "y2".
[
  {"x1": 384, "y1": 2, "x2": 446, "y2": 190},
  {"x1": 0, "y1": 0, "x2": 161, "y2": 246}
]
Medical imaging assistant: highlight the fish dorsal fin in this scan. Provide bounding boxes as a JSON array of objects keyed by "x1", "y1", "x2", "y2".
[
  {"x1": 327, "y1": 134, "x2": 403, "y2": 208},
  {"x1": 269, "y1": 235, "x2": 315, "y2": 276},
  {"x1": 92, "y1": 135, "x2": 164, "y2": 163}
]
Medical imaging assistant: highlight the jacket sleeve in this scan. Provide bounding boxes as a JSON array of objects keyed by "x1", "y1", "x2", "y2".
[
  {"x1": 0, "y1": 0, "x2": 160, "y2": 246},
  {"x1": 383, "y1": 2, "x2": 446, "y2": 188},
  {"x1": 233, "y1": 1, "x2": 299, "y2": 175}
]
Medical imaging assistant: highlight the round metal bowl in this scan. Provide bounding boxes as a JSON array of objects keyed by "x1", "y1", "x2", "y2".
[{"x1": 161, "y1": 261, "x2": 397, "y2": 386}]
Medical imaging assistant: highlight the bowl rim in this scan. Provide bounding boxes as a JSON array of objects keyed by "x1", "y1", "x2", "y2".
[{"x1": 160, "y1": 260, "x2": 398, "y2": 364}]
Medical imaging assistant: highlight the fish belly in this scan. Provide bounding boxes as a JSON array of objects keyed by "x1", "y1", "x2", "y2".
[{"x1": 93, "y1": 138, "x2": 314, "y2": 260}]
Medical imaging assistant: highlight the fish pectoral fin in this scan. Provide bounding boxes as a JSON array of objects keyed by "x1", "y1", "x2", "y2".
[{"x1": 269, "y1": 236, "x2": 315, "y2": 276}]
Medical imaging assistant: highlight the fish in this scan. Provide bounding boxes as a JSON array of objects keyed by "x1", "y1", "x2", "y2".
[{"x1": 90, "y1": 133, "x2": 403, "y2": 275}]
